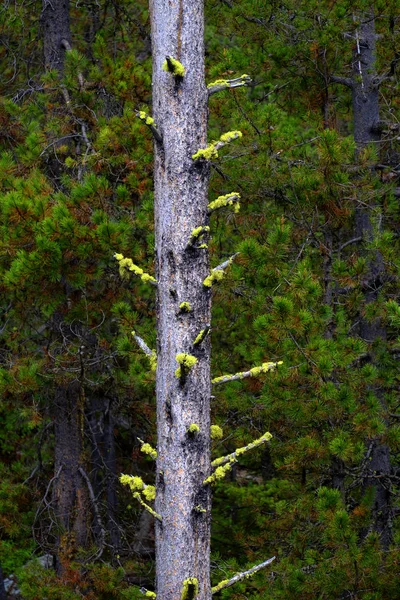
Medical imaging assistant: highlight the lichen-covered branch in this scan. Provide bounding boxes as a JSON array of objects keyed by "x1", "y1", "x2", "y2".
[
  {"x1": 138, "y1": 438, "x2": 158, "y2": 460},
  {"x1": 208, "y1": 193, "x2": 240, "y2": 214},
  {"x1": 114, "y1": 253, "x2": 157, "y2": 285},
  {"x1": 203, "y1": 460, "x2": 236, "y2": 485},
  {"x1": 207, "y1": 74, "x2": 251, "y2": 96},
  {"x1": 193, "y1": 324, "x2": 210, "y2": 346},
  {"x1": 203, "y1": 254, "x2": 239, "y2": 288},
  {"x1": 211, "y1": 557, "x2": 276, "y2": 594},
  {"x1": 120, "y1": 474, "x2": 161, "y2": 521},
  {"x1": 132, "y1": 331, "x2": 157, "y2": 371},
  {"x1": 212, "y1": 360, "x2": 282, "y2": 386},
  {"x1": 136, "y1": 110, "x2": 163, "y2": 143},
  {"x1": 211, "y1": 431, "x2": 272, "y2": 468},
  {"x1": 192, "y1": 131, "x2": 242, "y2": 161}
]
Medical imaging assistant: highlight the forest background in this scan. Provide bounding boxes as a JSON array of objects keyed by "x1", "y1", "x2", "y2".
[{"x1": 0, "y1": 0, "x2": 400, "y2": 598}]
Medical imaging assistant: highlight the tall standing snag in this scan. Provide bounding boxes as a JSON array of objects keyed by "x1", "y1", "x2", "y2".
[{"x1": 150, "y1": 1, "x2": 212, "y2": 598}]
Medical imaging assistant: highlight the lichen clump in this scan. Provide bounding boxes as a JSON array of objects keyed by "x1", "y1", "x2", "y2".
[
  {"x1": 191, "y1": 225, "x2": 210, "y2": 238},
  {"x1": 188, "y1": 423, "x2": 200, "y2": 434},
  {"x1": 138, "y1": 111, "x2": 155, "y2": 126},
  {"x1": 208, "y1": 193, "x2": 241, "y2": 214},
  {"x1": 204, "y1": 462, "x2": 233, "y2": 485},
  {"x1": 181, "y1": 577, "x2": 199, "y2": 600},
  {"x1": 144, "y1": 592, "x2": 156, "y2": 599},
  {"x1": 119, "y1": 474, "x2": 145, "y2": 492},
  {"x1": 142, "y1": 485, "x2": 156, "y2": 502},
  {"x1": 114, "y1": 253, "x2": 156, "y2": 284},
  {"x1": 179, "y1": 301, "x2": 192, "y2": 313},
  {"x1": 192, "y1": 144, "x2": 219, "y2": 161},
  {"x1": 140, "y1": 442, "x2": 158, "y2": 460},
  {"x1": 175, "y1": 353, "x2": 198, "y2": 378},
  {"x1": 203, "y1": 269, "x2": 225, "y2": 288},
  {"x1": 210, "y1": 425, "x2": 223, "y2": 440},
  {"x1": 192, "y1": 130, "x2": 242, "y2": 161},
  {"x1": 162, "y1": 56, "x2": 185, "y2": 77}
]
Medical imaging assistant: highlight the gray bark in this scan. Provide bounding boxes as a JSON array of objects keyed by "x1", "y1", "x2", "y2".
[
  {"x1": 350, "y1": 9, "x2": 392, "y2": 549},
  {"x1": 150, "y1": 1, "x2": 212, "y2": 598},
  {"x1": 41, "y1": 0, "x2": 71, "y2": 74}
]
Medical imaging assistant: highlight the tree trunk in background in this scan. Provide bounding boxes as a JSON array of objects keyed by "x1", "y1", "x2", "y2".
[
  {"x1": 150, "y1": 1, "x2": 212, "y2": 598},
  {"x1": 52, "y1": 382, "x2": 89, "y2": 572},
  {"x1": 0, "y1": 564, "x2": 6, "y2": 600},
  {"x1": 41, "y1": 1, "x2": 91, "y2": 568},
  {"x1": 41, "y1": 0, "x2": 71, "y2": 73},
  {"x1": 351, "y1": 8, "x2": 392, "y2": 549}
]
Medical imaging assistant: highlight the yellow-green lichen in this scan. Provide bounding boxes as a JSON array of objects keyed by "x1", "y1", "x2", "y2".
[
  {"x1": 211, "y1": 361, "x2": 283, "y2": 384},
  {"x1": 188, "y1": 423, "x2": 200, "y2": 434},
  {"x1": 140, "y1": 442, "x2": 158, "y2": 460},
  {"x1": 181, "y1": 577, "x2": 199, "y2": 600},
  {"x1": 208, "y1": 192, "x2": 241, "y2": 214},
  {"x1": 219, "y1": 130, "x2": 242, "y2": 143},
  {"x1": 203, "y1": 269, "x2": 225, "y2": 288},
  {"x1": 204, "y1": 462, "x2": 233, "y2": 485},
  {"x1": 132, "y1": 492, "x2": 162, "y2": 521},
  {"x1": 144, "y1": 592, "x2": 156, "y2": 599},
  {"x1": 207, "y1": 78, "x2": 229, "y2": 89},
  {"x1": 198, "y1": 244, "x2": 208, "y2": 249},
  {"x1": 192, "y1": 144, "x2": 219, "y2": 161},
  {"x1": 114, "y1": 253, "x2": 156, "y2": 284},
  {"x1": 211, "y1": 431, "x2": 273, "y2": 468},
  {"x1": 211, "y1": 579, "x2": 230, "y2": 594},
  {"x1": 175, "y1": 353, "x2": 198, "y2": 378},
  {"x1": 119, "y1": 474, "x2": 145, "y2": 492},
  {"x1": 179, "y1": 302, "x2": 192, "y2": 313},
  {"x1": 162, "y1": 56, "x2": 185, "y2": 77},
  {"x1": 192, "y1": 131, "x2": 242, "y2": 161},
  {"x1": 194, "y1": 505, "x2": 207, "y2": 513},
  {"x1": 148, "y1": 351, "x2": 157, "y2": 372},
  {"x1": 210, "y1": 425, "x2": 223, "y2": 440},
  {"x1": 138, "y1": 111, "x2": 155, "y2": 126},
  {"x1": 191, "y1": 225, "x2": 210, "y2": 238},
  {"x1": 193, "y1": 330, "x2": 205, "y2": 346},
  {"x1": 142, "y1": 485, "x2": 156, "y2": 502}
]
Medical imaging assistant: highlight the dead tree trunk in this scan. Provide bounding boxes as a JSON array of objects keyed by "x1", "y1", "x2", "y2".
[
  {"x1": 41, "y1": 0, "x2": 71, "y2": 73},
  {"x1": 350, "y1": 9, "x2": 391, "y2": 549},
  {"x1": 52, "y1": 382, "x2": 89, "y2": 572},
  {"x1": 150, "y1": 1, "x2": 212, "y2": 598}
]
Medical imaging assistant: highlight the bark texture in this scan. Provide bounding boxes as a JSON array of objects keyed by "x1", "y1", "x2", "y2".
[
  {"x1": 351, "y1": 9, "x2": 392, "y2": 549},
  {"x1": 150, "y1": 1, "x2": 212, "y2": 598},
  {"x1": 41, "y1": 0, "x2": 71, "y2": 73}
]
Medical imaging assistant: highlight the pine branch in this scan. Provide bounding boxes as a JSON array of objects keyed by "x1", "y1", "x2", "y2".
[
  {"x1": 212, "y1": 360, "x2": 282, "y2": 386},
  {"x1": 211, "y1": 557, "x2": 276, "y2": 594}
]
